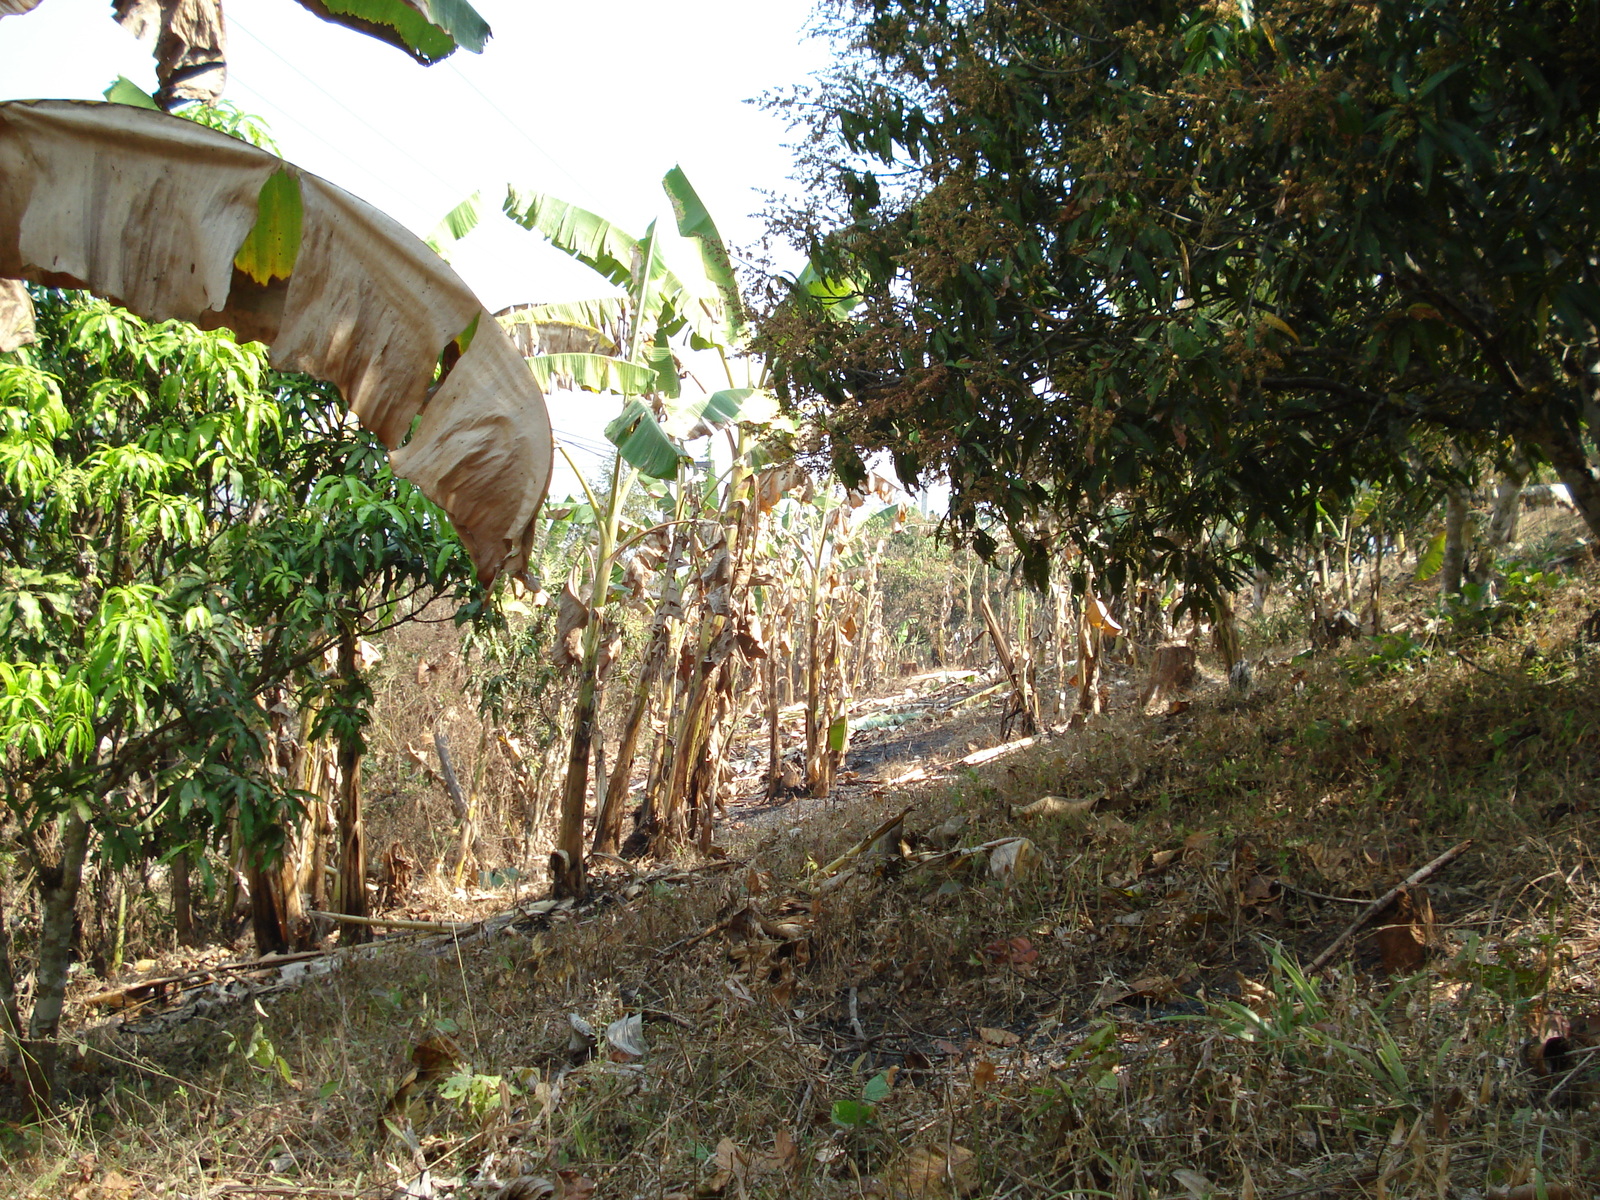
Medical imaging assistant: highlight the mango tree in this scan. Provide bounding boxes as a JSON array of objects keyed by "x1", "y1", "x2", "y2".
[{"x1": 0, "y1": 100, "x2": 551, "y2": 1107}]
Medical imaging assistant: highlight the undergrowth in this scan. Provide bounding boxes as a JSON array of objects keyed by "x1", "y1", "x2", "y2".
[{"x1": 6, "y1": 569, "x2": 1600, "y2": 1200}]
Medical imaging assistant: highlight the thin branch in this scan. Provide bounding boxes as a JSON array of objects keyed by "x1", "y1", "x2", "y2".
[{"x1": 1306, "y1": 839, "x2": 1472, "y2": 973}]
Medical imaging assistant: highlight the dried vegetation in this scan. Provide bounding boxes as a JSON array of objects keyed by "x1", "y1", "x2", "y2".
[{"x1": 7, "y1": 565, "x2": 1600, "y2": 1200}]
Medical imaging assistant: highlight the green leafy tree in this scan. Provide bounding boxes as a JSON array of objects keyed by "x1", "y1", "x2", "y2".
[
  {"x1": 0, "y1": 290, "x2": 481, "y2": 1106},
  {"x1": 765, "y1": 0, "x2": 1600, "y2": 596}
]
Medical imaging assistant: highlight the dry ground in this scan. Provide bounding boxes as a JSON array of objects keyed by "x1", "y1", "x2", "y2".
[{"x1": 7, "y1": 557, "x2": 1600, "y2": 1200}]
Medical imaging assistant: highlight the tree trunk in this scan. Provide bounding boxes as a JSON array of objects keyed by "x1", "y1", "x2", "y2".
[
  {"x1": 1440, "y1": 485, "x2": 1471, "y2": 597},
  {"x1": 1522, "y1": 393, "x2": 1600, "y2": 538},
  {"x1": 1212, "y1": 592, "x2": 1241, "y2": 671},
  {"x1": 1472, "y1": 454, "x2": 1531, "y2": 578},
  {"x1": 551, "y1": 673, "x2": 596, "y2": 899},
  {"x1": 1074, "y1": 595, "x2": 1103, "y2": 720},
  {"x1": 434, "y1": 731, "x2": 475, "y2": 888},
  {"x1": 335, "y1": 624, "x2": 369, "y2": 943},
  {"x1": 0, "y1": 862, "x2": 24, "y2": 1083},
  {"x1": 24, "y1": 807, "x2": 90, "y2": 1110},
  {"x1": 171, "y1": 846, "x2": 194, "y2": 947},
  {"x1": 980, "y1": 593, "x2": 1038, "y2": 735},
  {"x1": 594, "y1": 524, "x2": 688, "y2": 856}
]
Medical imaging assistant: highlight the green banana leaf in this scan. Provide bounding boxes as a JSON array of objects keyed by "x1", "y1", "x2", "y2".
[
  {"x1": 663, "y1": 165, "x2": 745, "y2": 346},
  {"x1": 502, "y1": 189, "x2": 643, "y2": 294},
  {"x1": 642, "y1": 329, "x2": 681, "y2": 400},
  {"x1": 425, "y1": 191, "x2": 483, "y2": 260},
  {"x1": 795, "y1": 261, "x2": 862, "y2": 318},
  {"x1": 294, "y1": 0, "x2": 489, "y2": 64},
  {"x1": 103, "y1": 77, "x2": 158, "y2": 109},
  {"x1": 234, "y1": 170, "x2": 303, "y2": 286},
  {"x1": 659, "y1": 388, "x2": 780, "y2": 439},
  {"x1": 528, "y1": 353, "x2": 656, "y2": 396},
  {"x1": 1414, "y1": 530, "x2": 1447, "y2": 580},
  {"x1": 500, "y1": 296, "x2": 629, "y2": 335},
  {"x1": 606, "y1": 399, "x2": 684, "y2": 480},
  {"x1": 502, "y1": 187, "x2": 725, "y2": 350}
]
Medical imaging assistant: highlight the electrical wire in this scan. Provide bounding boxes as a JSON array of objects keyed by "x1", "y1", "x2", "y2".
[
  {"x1": 227, "y1": 15, "x2": 466, "y2": 206},
  {"x1": 444, "y1": 61, "x2": 606, "y2": 211}
]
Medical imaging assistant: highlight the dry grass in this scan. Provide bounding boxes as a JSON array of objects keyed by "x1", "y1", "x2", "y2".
[{"x1": 7, "y1": 562, "x2": 1600, "y2": 1200}]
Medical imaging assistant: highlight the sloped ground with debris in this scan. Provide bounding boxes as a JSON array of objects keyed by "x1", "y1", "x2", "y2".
[{"x1": 8, "y1": 566, "x2": 1600, "y2": 1200}]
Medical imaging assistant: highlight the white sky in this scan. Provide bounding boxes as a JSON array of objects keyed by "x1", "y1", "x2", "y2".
[{"x1": 0, "y1": 0, "x2": 834, "y2": 495}]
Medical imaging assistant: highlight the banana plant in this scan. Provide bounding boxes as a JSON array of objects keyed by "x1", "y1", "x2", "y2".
[{"x1": 435, "y1": 169, "x2": 779, "y2": 896}]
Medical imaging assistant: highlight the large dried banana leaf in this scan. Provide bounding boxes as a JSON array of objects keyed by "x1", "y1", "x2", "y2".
[
  {"x1": 0, "y1": 100, "x2": 550, "y2": 582},
  {"x1": 113, "y1": 0, "x2": 228, "y2": 109},
  {"x1": 0, "y1": 279, "x2": 32, "y2": 352}
]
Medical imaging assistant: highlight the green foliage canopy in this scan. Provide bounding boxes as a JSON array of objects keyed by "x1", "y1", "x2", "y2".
[
  {"x1": 765, "y1": 0, "x2": 1600, "y2": 589},
  {"x1": 0, "y1": 291, "x2": 480, "y2": 863}
]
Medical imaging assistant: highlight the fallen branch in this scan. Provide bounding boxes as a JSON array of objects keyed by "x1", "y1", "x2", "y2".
[
  {"x1": 816, "y1": 805, "x2": 914, "y2": 880},
  {"x1": 308, "y1": 910, "x2": 474, "y2": 934},
  {"x1": 82, "y1": 950, "x2": 335, "y2": 1009},
  {"x1": 1305, "y1": 839, "x2": 1472, "y2": 973}
]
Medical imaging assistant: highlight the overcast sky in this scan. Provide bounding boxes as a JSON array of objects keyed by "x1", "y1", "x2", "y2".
[{"x1": 0, "y1": 0, "x2": 834, "y2": 492}]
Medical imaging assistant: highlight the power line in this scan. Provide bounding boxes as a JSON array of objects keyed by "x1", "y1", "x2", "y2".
[
  {"x1": 227, "y1": 15, "x2": 466, "y2": 208},
  {"x1": 445, "y1": 61, "x2": 605, "y2": 211}
]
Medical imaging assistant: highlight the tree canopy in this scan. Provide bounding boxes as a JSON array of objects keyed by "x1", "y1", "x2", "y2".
[{"x1": 764, "y1": 0, "x2": 1600, "y2": 591}]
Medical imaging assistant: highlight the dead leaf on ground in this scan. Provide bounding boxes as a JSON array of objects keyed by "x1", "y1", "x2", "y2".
[
  {"x1": 605, "y1": 1013, "x2": 647, "y2": 1059},
  {"x1": 68, "y1": 1172, "x2": 137, "y2": 1200},
  {"x1": 988, "y1": 838, "x2": 1051, "y2": 886},
  {"x1": 710, "y1": 1136, "x2": 750, "y2": 1194},
  {"x1": 981, "y1": 936, "x2": 1039, "y2": 972},
  {"x1": 411, "y1": 1033, "x2": 460, "y2": 1082},
  {"x1": 1372, "y1": 885, "x2": 1435, "y2": 972},
  {"x1": 553, "y1": 1171, "x2": 597, "y2": 1200},
  {"x1": 757, "y1": 1128, "x2": 798, "y2": 1173},
  {"x1": 1486, "y1": 1183, "x2": 1581, "y2": 1200},
  {"x1": 971, "y1": 1058, "x2": 997, "y2": 1090},
  {"x1": 977, "y1": 1026, "x2": 1020, "y2": 1047},
  {"x1": 1093, "y1": 974, "x2": 1176, "y2": 1009},
  {"x1": 1173, "y1": 1168, "x2": 1217, "y2": 1200},
  {"x1": 1009, "y1": 795, "x2": 1094, "y2": 820},
  {"x1": 491, "y1": 1179, "x2": 554, "y2": 1200},
  {"x1": 880, "y1": 1144, "x2": 979, "y2": 1198}
]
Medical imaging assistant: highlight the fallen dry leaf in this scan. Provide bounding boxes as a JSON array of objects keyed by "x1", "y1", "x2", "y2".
[
  {"x1": 971, "y1": 1059, "x2": 997, "y2": 1090},
  {"x1": 988, "y1": 838, "x2": 1051, "y2": 886},
  {"x1": 411, "y1": 1034, "x2": 460, "y2": 1082},
  {"x1": 977, "y1": 1027, "x2": 1020, "y2": 1047},
  {"x1": 982, "y1": 936, "x2": 1039, "y2": 970},
  {"x1": 1173, "y1": 1168, "x2": 1217, "y2": 1200},
  {"x1": 1372, "y1": 885, "x2": 1434, "y2": 972},
  {"x1": 1486, "y1": 1183, "x2": 1580, "y2": 1200},
  {"x1": 1009, "y1": 795, "x2": 1095, "y2": 820},
  {"x1": 553, "y1": 1171, "x2": 596, "y2": 1200},
  {"x1": 490, "y1": 1179, "x2": 554, "y2": 1200},
  {"x1": 710, "y1": 1137, "x2": 750, "y2": 1195},
  {"x1": 759, "y1": 1128, "x2": 798, "y2": 1173},
  {"x1": 605, "y1": 1013, "x2": 647, "y2": 1059},
  {"x1": 881, "y1": 1144, "x2": 980, "y2": 1198}
]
